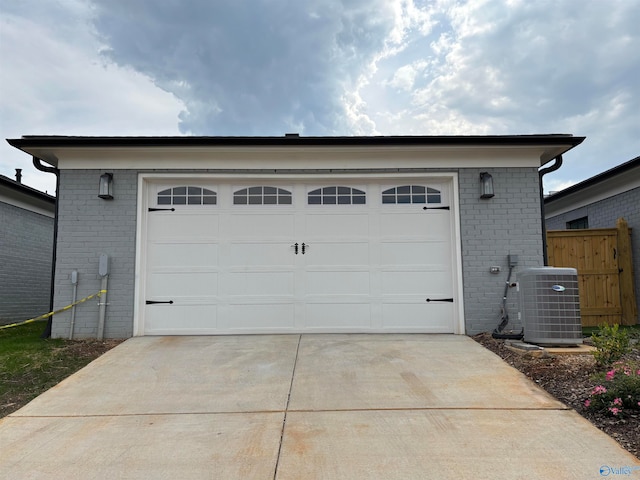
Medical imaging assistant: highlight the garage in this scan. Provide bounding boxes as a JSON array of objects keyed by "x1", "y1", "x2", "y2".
[
  {"x1": 8, "y1": 134, "x2": 587, "y2": 339},
  {"x1": 139, "y1": 175, "x2": 462, "y2": 335}
]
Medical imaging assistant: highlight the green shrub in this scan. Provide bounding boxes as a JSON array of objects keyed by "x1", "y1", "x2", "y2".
[
  {"x1": 591, "y1": 324, "x2": 631, "y2": 366},
  {"x1": 584, "y1": 362, "x2": 640, "y2": 417}
]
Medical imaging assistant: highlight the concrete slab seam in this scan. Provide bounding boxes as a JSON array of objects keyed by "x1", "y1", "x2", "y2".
[
  {"x1": 4, "y1": 405, "x2": 573, "y2": 421},
  {"x1": 273, "y1": 334, "x2": 302, "y2": 480}
]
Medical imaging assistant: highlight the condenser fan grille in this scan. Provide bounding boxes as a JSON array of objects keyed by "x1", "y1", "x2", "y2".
[{"x1": 518, "y1": 268, "x2": 582, "y2": 346}]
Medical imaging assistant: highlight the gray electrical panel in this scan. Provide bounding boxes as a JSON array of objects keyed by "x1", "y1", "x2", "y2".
[{"x1": 99, "y1": 254, "x2": 109, "y2": 277}]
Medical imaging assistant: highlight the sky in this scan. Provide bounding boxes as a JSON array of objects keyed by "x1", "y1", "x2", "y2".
[{"x1": 1, "y1": 0, "x2": 638, "y2": 196}]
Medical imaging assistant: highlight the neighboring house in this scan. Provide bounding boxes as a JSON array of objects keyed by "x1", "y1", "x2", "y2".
[
  {"x1": 0, "y1": 170, "x2": 55, "y2": 325},
  {"x1": 7, "y1": 134, "x2": 584, "y2": 338},
  {"x1": 545, "y1": 156, "x2": 640, "y2": 322}
]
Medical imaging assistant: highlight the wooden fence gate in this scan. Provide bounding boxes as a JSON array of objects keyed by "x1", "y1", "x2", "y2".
[{"x1": 547, "y1": 218, "x2": 637, "y2": 326}]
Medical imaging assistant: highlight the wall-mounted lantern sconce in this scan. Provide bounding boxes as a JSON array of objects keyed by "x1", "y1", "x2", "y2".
[
  {"x1": 480, "y1": 172, "x2": 494, "y2": 199},
  {"x1": 98, "y1": 173, "x2": 114, "y2": 200}
]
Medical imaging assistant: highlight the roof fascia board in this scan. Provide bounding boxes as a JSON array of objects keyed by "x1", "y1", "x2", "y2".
[
  {"x1": 544, "y1": 166, "x2": 640, "y2": 218},
  {"x1": 0, "y1": 176, "x2": 55, "y2": 203},
  {"x1": 7, "y1": 135, "x2": 585, "y2": 169},
  {"x1": 544, "y1": 156, "x2": 640, "y2": 203},
  {"x1": 8, "y1": 134, "x2": 586, "y2": 147},
  {"x1": 0, "y1": 188, "x2": 55, "y2": 217}
]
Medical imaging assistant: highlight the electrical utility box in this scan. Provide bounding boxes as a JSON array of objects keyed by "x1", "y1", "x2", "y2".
[{"x1": 518, "y1": 267, "x2": 582, "y2": 346}]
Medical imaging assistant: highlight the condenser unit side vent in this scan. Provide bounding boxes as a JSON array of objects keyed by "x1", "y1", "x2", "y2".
[{"x1": 518, "y1": 267, "x2": 582, "y2": 346}]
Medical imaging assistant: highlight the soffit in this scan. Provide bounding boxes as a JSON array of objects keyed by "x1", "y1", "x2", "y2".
[{"x1": 7, "y1": 135, "x2": 585, "y2": 169}]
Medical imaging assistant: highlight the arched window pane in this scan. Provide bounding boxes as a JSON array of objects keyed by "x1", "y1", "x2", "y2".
[
  {"x1": 307, "y1": 186, "x2": 366, "y2": 205},
  {"x1": 158, "y1": 186, "x2": 217, "y2": 206},
  {"x1": 233, "y1": 186, "x2": 292, "y2": 205},
  {"x1": 381, "y1": 185, "x2": 441, "y2": 204}
]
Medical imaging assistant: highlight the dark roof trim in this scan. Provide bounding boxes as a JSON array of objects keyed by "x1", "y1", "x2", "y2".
[
  {"x1": 544, "y1": 155, "x2": 640, "y2": 204},
  {"x1": 0, "y1": 174, "x2": 56, "y2": 203},
  {"x1": 7, "y1": 134, "x2": 585, "y2": 149}
]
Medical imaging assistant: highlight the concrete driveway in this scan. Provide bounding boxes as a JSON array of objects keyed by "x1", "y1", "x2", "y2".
[{"x1": 0, "y1": 334, "x2": 637, "y2": 479}]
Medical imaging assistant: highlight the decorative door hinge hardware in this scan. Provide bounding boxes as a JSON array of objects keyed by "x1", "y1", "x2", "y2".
[
  {"x1": 291, "y1": 243, "x2": 299, "y2": 254},
  {"x1": 302, "y1": 243, "x2": 309, "y2": 254},
  {"x1": 426, "y1": 298, "x2": 454, "y2": 303},
  {"x1": 423, "y1": 206, "x2": 450, "y2": 211},
  {"x1": 146, "y1": 300, "x2": 174, "y2": 305},
  {"x1": 148, "y1": 208, "x2": 176, "y2": 212}
]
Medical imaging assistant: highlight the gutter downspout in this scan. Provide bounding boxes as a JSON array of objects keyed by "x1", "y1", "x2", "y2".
[
  {"x1": 32, "y1": 156, "x2": 59, "y2": 338},
  {"x1": 538, "y1": 155, "x2": 563, "y2": 266}
]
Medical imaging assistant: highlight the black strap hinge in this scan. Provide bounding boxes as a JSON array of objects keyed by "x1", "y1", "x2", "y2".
[
  {"x1": 423, "y1": 206, "x2": 450, "y2": 211},
  {"x1": 426, "y1": 298, "x2": 454, "y2": 303},
  {"x1": 148, "y1": 208, "x2": 176, "y2": 212},
  {"x1": 146, "y1": 300, "x2": 174, "y2": 305}
]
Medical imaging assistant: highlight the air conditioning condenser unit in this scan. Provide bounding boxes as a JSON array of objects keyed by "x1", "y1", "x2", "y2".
[{"x1": 518, "y1": 267, "x2": 582, "y2": 346}]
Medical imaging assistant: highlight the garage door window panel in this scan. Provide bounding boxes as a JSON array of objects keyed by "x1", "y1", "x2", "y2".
[
  {"x1": 157, "y1": 186, "x2": 217, "y2": 206},
  {"x1": 308, "y1": 186, "x2": 366, "y2": 205},
  {"x1": 233, "y1": 187, "x2": 292, "y2": 205},
  {"x1": 382, "y1": 186, "x2": 441, "y2": 204}
]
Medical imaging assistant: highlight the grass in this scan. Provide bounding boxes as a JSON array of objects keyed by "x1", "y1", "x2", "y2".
[{"x1": 0, "y1": 321, "x2": 121, "y2": 418}]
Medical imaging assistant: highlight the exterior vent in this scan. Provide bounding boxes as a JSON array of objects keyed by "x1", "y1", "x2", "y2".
[{"x1": 518, "y1": 267, "x2": 582, "y2": 346}]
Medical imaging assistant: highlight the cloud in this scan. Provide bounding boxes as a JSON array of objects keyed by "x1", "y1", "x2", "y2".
[
  {"x1": 0, "y1": 0, "x2": 184, "y2": 193},
  {"x1": 1, "y1": 5, "x2": 183, "y2": 135},
  {"x1": 1, "y1": 0, "x2": 638, "y2": 195},
  {"x1": 353, "y1": 0, "x2": 640, "y2": 182},
  {"x1": 544, "y1": 178, "x2": 577, "y2": 197},
  {"x1": 89, "y1": 0, "x2": 434, "y2": 136},
  {"x1": 363, "y1": 1, "x2": 639, "y2": 127}
]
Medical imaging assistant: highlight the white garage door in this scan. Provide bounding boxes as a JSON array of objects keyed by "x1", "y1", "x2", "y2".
[{"x1": 140, "y1": 178, "x2": 459, "y2": 334}]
